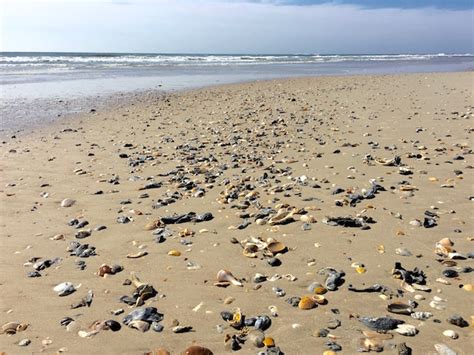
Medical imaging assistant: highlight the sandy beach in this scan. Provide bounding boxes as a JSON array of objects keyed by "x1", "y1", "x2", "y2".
[{"x1": 0, "y1": 72, "x2": 473, "y2": 354}]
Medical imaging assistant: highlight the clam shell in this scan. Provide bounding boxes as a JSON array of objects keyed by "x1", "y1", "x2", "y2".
[
  {"x1": 61, "y1": 198, "x2": 76, "y2": 207},
  {"x1": 312, "y1": 295, "x2": 327, "y2": 305},
  {"x1": 267, "y1": 241, "x2": 287, "y2": 255},
  {"x1": 298, "y1": 296, "x2": 316, "y2": 310},
  {"x1": 442, "y1": 330, "x2": 458, "y2": 339},
  {"x1": 395, "y1": 324, "x2": 418, "y2": 336},
  {"x1": 387, "y1": 302, "x2": 412, "y2": 315}
]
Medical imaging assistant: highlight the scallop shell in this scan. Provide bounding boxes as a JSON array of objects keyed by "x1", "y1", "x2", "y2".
[
  {"x1": 298, "y1": 296, "x2": 316, "y2": 310},
  {"x1": 215, "y1": 269, "x2": 243, "y2": 287},
  {"x1": 395, "y1": 324, "x2": 418, "y2": 336}
]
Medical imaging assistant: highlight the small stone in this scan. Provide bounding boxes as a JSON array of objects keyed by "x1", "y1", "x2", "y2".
[{"x1": 18, "y1": 339, "x2": 31, "y2": 346}]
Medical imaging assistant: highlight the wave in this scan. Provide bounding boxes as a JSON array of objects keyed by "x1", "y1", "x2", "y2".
[{"x1": 1, "y1": 53, "x2": 473, "y2": 68}]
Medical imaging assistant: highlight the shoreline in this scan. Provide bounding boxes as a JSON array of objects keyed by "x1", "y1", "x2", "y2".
[{"x1": 1, "y1": 71, "x2": 473, "y2": 354}]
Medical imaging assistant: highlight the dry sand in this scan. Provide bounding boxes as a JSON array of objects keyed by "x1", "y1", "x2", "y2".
[{"x1": 0, "y1": 72, "x2": 473, "y2": 354}]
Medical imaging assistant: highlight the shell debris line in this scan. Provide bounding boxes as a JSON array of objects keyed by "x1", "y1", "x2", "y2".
[{"x1": 1, "y1": 73, "x2": 473, "y2": 354}]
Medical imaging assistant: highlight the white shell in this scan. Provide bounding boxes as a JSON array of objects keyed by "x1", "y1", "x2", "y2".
[
  {"x1": 395, "y1": 324, "x2": 418, "y2": 336},
  {"x1": 411, "y1": 311, "x2": 433, "y2": 320},
  {"x1": 442, "y1": 330, "x2": 459, "y2": 339},
  {"x1": 61, "y1": 198, "x2": 76, "y2": 207},
  {"x1": 53, "y1": 282, "x2": 75, "y2": 295},
  {"x1": 434, "y1": 343, "x2": 457, "y2": 355}
]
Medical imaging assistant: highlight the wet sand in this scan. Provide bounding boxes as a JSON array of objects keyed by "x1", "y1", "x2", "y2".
[{"x1": 0, "y1": 72, "x2": 473, "y2": 354}]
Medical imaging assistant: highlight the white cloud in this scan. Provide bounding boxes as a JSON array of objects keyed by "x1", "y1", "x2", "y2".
[{"x1": 1, "y1": 0, "x2": 472, "y2": 53}]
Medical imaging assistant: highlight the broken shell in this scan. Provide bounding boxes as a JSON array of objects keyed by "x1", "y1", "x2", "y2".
[
  {"x1": 128, "y1": 320, "x2": 150, "y2": 332},
  {"x1": 298, "y1": 296, "x2": 316, "y2": 310},
  {"x1": 395, "y1": 324, "x2": 418, "y2": 336},
  {"x1": 387, "y1": 302, "x2": 412, "y2": 315},
  {"x1": 127, "y1": 251, "x2": 148, "y2": 259},
  {"x1": 411, "y1": 312, "x2": 433, "y2": 321},
  {"x1": 168, "y1": 250, "x2": 181, "y2": 256},
  {"x1": 1, "y1": 322, "x2": 29, "y2": 335},
  {"x1": 268, "y1": 305, "x2": 278, "y2": 317},
  {"x1": 215, "y1": 269, "x2": 243, "y2": 287},
  {"x1": 268, "y1": 210, "x2": 294, "y2": 225},
  {"x1": 267, "y1": 241, "x2": 287, "y2": 255},
  {"x1": 308, "y1": 282, "x2": 327, "y2": 295},
  {"x1": 442, "y1": 330, "x2": 459, "y2": 339},
  {"x1": 312, "y1": 295, "x2": 327, "y2": 305}
]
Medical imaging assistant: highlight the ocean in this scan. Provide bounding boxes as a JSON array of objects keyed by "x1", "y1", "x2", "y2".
[{"x1": 1, "y1": 52, "x2": 473, "y2": 133}]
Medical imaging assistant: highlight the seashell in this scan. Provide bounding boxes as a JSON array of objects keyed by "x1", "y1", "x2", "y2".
[
  {"x1": 438, "y1": 238, "x2": 454, "y2": 247},
  {"x1": 461, "y1": 284, "x2": 473, "y2": 292},
  {"x1": 61, "y1": 198, "x2": 76, "y2": 207},
  {"x1": 300, "y1": 215, "x2": 316, "y2": 223},
  {"x1": 362, "y1": 330, "x2": 393, "y2": 340},
  {"x1": 268, "y1": 210, "x2": 295, "y2": 225},
  {"x1": 298, "y1": 296, "x2": 316, "y2": 310},
  {"x1": 168, "y1": 250, "x2": 181, "y2": 256},
  {"x1": 448, "y1": 252, "x2": 467, "y2": 260},
  {"x1": 387, "y1": 302, "x2": 412, "y2": 315},
  {"x1": 98, "y1": 264, "x2": 113, "y2": 277},
  {"x1": 1, "y1": 321, "x2": 29, "y2": 335},
  {"x1": 323, "y1": 351, "x2": 337, "y2": 355},
  {"x1": 262, "y1": 337, "x2": 275, "y2": 347},
  {"x1": 255, "y1": 219, "x2": 266, "y2": 225},
  {"x1": 78, "y1": 330, "x2": 100, "y2": 338},
  {"x1": 130, "y1": 272, "x2": 146, "y2": 288},
  {"x1": 409, "y1": 219, "x2": 422, "y2": 227},
  {"x1": 182, "y1": 345, "x2": 214, "y2": 355},
  {"x1": 149, "y1": 348, "x2": 171, "y2": 355},
  {"x1": 179, "y1": 228, "x2": 194, "y2": 237},
  {"x1": 229, "y1": 308, "x2": 243, "y2": 328},
  {"x1": 267, "y1": 241, "x2": 287, "y2": 255},
  {"x1": 355, "y1": 266, "x2": 366, "y2": 274},
  {"x1": 312, "y1": 295, "x2": 326, "y2": 305},
  {"x1": 215, "y1": 269, "x2": 243, "y2": 287},
  {"x1": 434, "y1": 343, "x2": 457, "y2": 355},
  {"x1": 357, "y1": 337, "x2": 384, "y2": 352},
  {"x1": 443, "y1": 330, "x2": 458, "y2": 339},
  {"x1": 53, "y1": 282, "x2": 76, "y2": 296},
  {"x1": 242, "y1": 245, "x2": 258, "y2": 258},
  {"x1": 144, "y1": 220, "x2": 162, "y2": 231},
  {"x1": 128, "y1": 320, "x2": 150, "y2": 332},
  {"x1": 395, "y1": 324, "x2": 418, "y2": 336},
  {"x1": 268, "y1": 305, "x2": 278, "y2": 317},
  {"x1": 414, "y1": 294, "x2": 425, "y2": 301},
  {"x1": 411, "y1": 312, "x2": 433, "y2": 320},
  {"x1": 127, "y1": 251, "x2": 148, "y2": 258},
  {"x1": 308, "y1": 282, "x2": 327, "y2": 294}
]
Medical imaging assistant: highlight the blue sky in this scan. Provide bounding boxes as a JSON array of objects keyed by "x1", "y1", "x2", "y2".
[{"x1": 1, "y1": 0, "x2": 473, "y2": 54}]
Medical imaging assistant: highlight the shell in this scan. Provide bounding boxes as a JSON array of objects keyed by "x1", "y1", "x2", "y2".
[
  {"x1": 300, "y1": 215, "x2": 316, "y2": 223},
  {"x1": 355, "y1": 266, "x2": 366, "y2": 274},
  {"x1": 127, "y1": 251, "x2": 148, "y2": 258},
  {"x1": 438, "y1": 238, "x2": 454, "y2": 247},
  {"x1": 1, "y1": 322, "x2": 29, "y2": 335},
  {"x1": 168, "y1": 250, "x2": 181, "y2": 256},
  {"x1": 130, "y1": 272, "x2": 146, "y2": 288},
  {"x1": 98, "y1": 264, "x2": 113, "y2": 277},
  {"x1": 262, "y1": 337, "x2": 275, "y2": 347},
  {"x1": 308, "y1": 282, "x2": 327, "y2": 295},
  {"x1": 61, "y1": 198, "x2": 76, "y2": 207},
  {"x1": 53, "y1": 282, "x2": 76, "y2": 296},
  {"x1": 411, "y1": 312, "x2": 433, "y2": 320},
  {"x1": 144, "y1": 220, "x2": 162, "y2": 231},
  {"x1": 298, "y1": 296, "x2": 316, "y2": 310},
  {"x1": 267, "y1": 210, "x2": 294, "y2": 225},
  {"x1": 395, "y1": 324, "x2": 418, "y2": 336},
  {"x1": 462, "y1": 284, "x2": 473, "y2": 292},
  {"x1": 215, "y1": 269, "x2": 243, "y2": 287},
  {"x1": 268, "y1": 305, "x2": 278, "y2": 317},
  {"x1": 182, "y1": 346, "x2": 214, "y2": 355},
  {"x1": 312, "y1": 295, "x2": 327, "y2": 305},
  {"x1": 128, "y1": 320, "x2": 150, "y2": 332},
  {"x1": 387, "y1": 302, "x2": 413, "y2": 315},
  {"x1": 442, "y1": 330, "x2": 459, "y2": 339},
  {"x1": 267, "y1": 241, "x2": 287, "y2": 255}
]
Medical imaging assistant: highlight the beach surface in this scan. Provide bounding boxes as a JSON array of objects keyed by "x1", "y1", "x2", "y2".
[{"x1": 0, "y1": 72, "x2": 473, "y2": 354}]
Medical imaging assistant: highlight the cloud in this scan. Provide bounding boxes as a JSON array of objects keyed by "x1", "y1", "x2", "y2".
[{"x1": 1, "y1": 0, "x2": 473, "y2": 53}]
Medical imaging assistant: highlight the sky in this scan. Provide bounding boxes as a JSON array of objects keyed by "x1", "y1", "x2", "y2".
[{"x1": 0, "y1": 0, "x2": 473, "y2": 54}]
